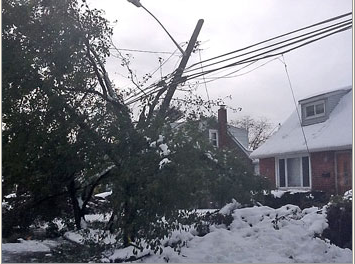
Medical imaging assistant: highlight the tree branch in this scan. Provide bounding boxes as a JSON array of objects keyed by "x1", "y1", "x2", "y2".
[
  {"x1": 83, "y1": 38, "x2": 108, "y2": 98},
  {"x1": 81, "y1": 165, "x2": 116, "y2": 211}
]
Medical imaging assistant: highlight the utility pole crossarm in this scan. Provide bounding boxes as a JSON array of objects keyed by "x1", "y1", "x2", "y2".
[{"x1": 159, "y1": 19, "x2": 204, "y2": 116}]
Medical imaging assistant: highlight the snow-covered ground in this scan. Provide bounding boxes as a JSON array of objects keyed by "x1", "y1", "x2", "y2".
[
  {"x1": 2, "y1": 203, "x2": 352, "y2": 263},
  {"x1": 1, "y1": 239, "x2": 58, "y2": 253},
  {"x1": 1, "y1": 239, "x2": 60, "y2": 263},
  {"x1": 104, "y1": 204, "x2": 352, "y2": 263}
]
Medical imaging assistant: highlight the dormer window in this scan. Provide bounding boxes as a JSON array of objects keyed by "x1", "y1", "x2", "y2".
[
  {"x1": 304, "y1": 100, "x2": 325, "y2": 119},
  {"x1": 209, "y1": 129, "x2": 219, "y2": 147}
]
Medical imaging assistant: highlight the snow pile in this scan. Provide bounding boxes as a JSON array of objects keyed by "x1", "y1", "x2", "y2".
[
  {"x1": 104, "y1": 204, "x2": 352, "y2": 263},
  {"x1": 107, "y1": 246, "x2": 151, "y2": 262},
  {"x1": 64, "y1": 228, "x2": 116, "y2": 245},
  {"x1": 159, "y1": 158, "x2": 171, "y2": 169},
  {"x1": 219, "y1": 198, "x2": 241, "y2": 215},
  {"x1": 270, "y1": 189, "x2": 311, "y2": 198},
  {"x1": 84, "y1": 213, "x2": 112, "y2": 223},
  {"x1": 94, "y1": 191, "x2": 112, "y2": 199},
  {"x1": 159, "y1": 143, "x2": 170, "y2": 156}
]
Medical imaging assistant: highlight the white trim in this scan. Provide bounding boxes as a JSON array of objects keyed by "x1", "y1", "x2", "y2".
[
  {"x1": 209, "y1": 129, "x2": 219, "y2": 147},
  {"x1": 304, "y1": 100, "x2": 326, "y2": 120}
]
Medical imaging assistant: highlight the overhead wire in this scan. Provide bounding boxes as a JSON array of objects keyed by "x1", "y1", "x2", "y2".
[
  {"x1": 280, "y1": 54, "x2": 311, "y2": 155},
  {"x1": 124, "y1": 13, "x2": 352, "y2": 105},
  {"x1": 123, "y1": 42, "x2": 188, "y2": 104},
  {"x1": 184, "y1": 18, "x2": 352, "y2": 75},
  {"x1": 127, "y1": 23, "x2": 351, "y2": 105},
  {"x1": 197, "y1": 48, "x2": 211, "y2": 111},
  {"x1": 126, "y1": 21, "x2": 351, "y2": 105},
  {"x1": 185, "y1": 12, "x2": 352, "y2": 71},
  {"x1": 124, "y1": 71, "x2": 176, "y2": 105},
  {"x1": 146, "y1": 42, "x2": 186, "y2": 78},
  {"x1": 195, "y1": 57, "x2": 280, "y2": 85},
  {"x1": 182, "y1": 22, "x2": 352, "y2": 82},
  {"x1": 117, "y1": 44, "x2": 184, "y2": 103},
  {"x1": 109, "y1": 47, "x2": 177, "y2": 55}
]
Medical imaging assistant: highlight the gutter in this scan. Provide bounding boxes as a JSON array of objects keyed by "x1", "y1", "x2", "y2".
[{"x1": 250, "y1": 144, "x2": 352, "y2": 159}]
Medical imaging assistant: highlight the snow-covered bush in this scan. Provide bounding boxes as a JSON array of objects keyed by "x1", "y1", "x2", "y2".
[{"x1": 261, "y1": 190, "x2": 330, "y2": 209}]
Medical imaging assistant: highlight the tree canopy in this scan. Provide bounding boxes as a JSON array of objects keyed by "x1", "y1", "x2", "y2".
[{"x1": 2, "y1": 0, "x2": 269, "y2": 254}]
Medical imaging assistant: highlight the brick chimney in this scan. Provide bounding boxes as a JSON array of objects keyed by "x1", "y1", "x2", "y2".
[{"x1": 218, "y1": 105, "x2": 227, "y2": 148}]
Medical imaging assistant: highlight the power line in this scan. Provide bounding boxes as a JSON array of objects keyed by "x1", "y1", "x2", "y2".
[
  {"x1": 110, "y1": 47, "x2": 177, "y2": 55},
  {"x1": 280, "y1": 54, "x2": 310, "y2": 155},
  {"x1": 147, "y1": 42, "x2": 187, "y2": 78},
  {"x1": 182, "y1": 23, "x2": 352, "y2": 82},
  {"x1": 124, "y1": 13, "x2": 352, "y2": 106},
  {"x1": 195, "y1": 57, "x2": 280, "y2": 85},
  {"x1": 114, "y1": 46, "x2": 182, "y2": 103},
  {"x1": 128, "y1": 23, "x2": 351, "y2": 105},
  {"x1": 186, "y1": 12, "x2": 352, "y2": 71},
  {"x1": 184, "y1": 18, "x2": 352, "y2": 74},
  {"x1": 198, "y1": 49, "x2": 211, "y2": 111},
  {"x1": 124, "y1": 71, "x2": 176, "y2": 104},
  {"x1": 196, "y1": 61, "x2": 257, "y2": 81}
]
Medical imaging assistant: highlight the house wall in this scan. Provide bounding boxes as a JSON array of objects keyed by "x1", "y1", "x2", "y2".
[
  {"x1": 225, "y1": 134, "x2": 253, "y2": 171},
  {"x1": 259, "y1": 150, "x2": 352, "y2": 194},
  {"x1": 259, "y1": 158, "x2": 276, "y2": 187},
  {"x1": 311, "y1": 150, "x2": 353, "y2": 194},
  {"x1": 310, "y1": 151, "x2": 336, "y2": 194},
  {"x1": 335, "y1": 150, "x2": 352, "y2": 195},
  {"x1": 217, "y1": 106, "x2": 253, "y2": 171}
]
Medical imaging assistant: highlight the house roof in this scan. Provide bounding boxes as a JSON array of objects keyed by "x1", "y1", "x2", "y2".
[
  {"x1": 227, "y1": 125, "x2": 249, "y2": 150},
  {"x1": 298, "y1": 85, "x2": 352, "y2": 102},
  {"x1": 250, "y1": 88, "x2": 352, "y2": 159}
]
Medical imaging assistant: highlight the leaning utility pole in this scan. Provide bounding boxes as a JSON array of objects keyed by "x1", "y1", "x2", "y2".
[{"x1": 159, "y1": 19, "x2": 204, "y2": 116}]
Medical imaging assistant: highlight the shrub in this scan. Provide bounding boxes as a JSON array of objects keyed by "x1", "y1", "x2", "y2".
[{"x1": 322, "y1": 196, "x2": 352, "y2": 249}]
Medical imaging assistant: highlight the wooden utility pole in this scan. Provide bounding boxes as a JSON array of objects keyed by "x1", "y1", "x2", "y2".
[{"x1": 159, "y1": 19, "x2": 204, "y2": 116}]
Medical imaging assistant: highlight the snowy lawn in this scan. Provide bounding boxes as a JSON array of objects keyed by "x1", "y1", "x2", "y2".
[
  {"x1": 103, "y1": 203, "x2": 352, "y2": 263},
  {"x1": 1, "y1": 238, "x2": 59, "y2": 253},
  {"x1": 2, "y1": 203, "x2": 352, "y2": 263}
]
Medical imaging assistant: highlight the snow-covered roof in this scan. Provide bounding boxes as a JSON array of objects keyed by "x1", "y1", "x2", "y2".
[
  {"x1": 250, "y1": 88, "x2": 352, "y2": 159},
  {"x1": 298, "y1": 85, "x2": 352, "y2": 102}
]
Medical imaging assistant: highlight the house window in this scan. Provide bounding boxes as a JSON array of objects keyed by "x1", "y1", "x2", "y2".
[
  {"x1": 209, "y1": 129, "x2": 219, "y2": 147},
  {"x1": 277, "y1": 156, "x2": 310, "y2": 188},
  {"x1": 304, "y1": 100, "x2": 325, "y2": 119}
]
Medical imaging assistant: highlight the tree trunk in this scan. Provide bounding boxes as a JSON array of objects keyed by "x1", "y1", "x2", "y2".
[{"x1": 68, "y1": 179, "x2": 82, "y2": 230}]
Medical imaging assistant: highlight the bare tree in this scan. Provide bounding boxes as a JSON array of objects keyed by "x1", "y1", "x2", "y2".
[{"x1": 232, "y1": 116, "x2": 275, "y2": 150}]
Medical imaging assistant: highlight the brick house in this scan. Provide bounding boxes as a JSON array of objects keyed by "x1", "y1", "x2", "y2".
[
  {"x1": 208, "y1": 105, "x2": 253, "y2": 170},
  {"x1": 250, "y1": 86, "x2": 352, "y2": 195}
]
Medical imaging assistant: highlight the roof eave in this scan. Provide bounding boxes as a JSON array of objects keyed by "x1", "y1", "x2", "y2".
[{"x1": 250, "y1": 144, "x2": 352, "y2": 159}]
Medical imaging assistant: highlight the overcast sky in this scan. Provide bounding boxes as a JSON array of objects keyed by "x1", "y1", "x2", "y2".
[{"x1": 89, "y1": 0, "x2": 352, "y2": 126}]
